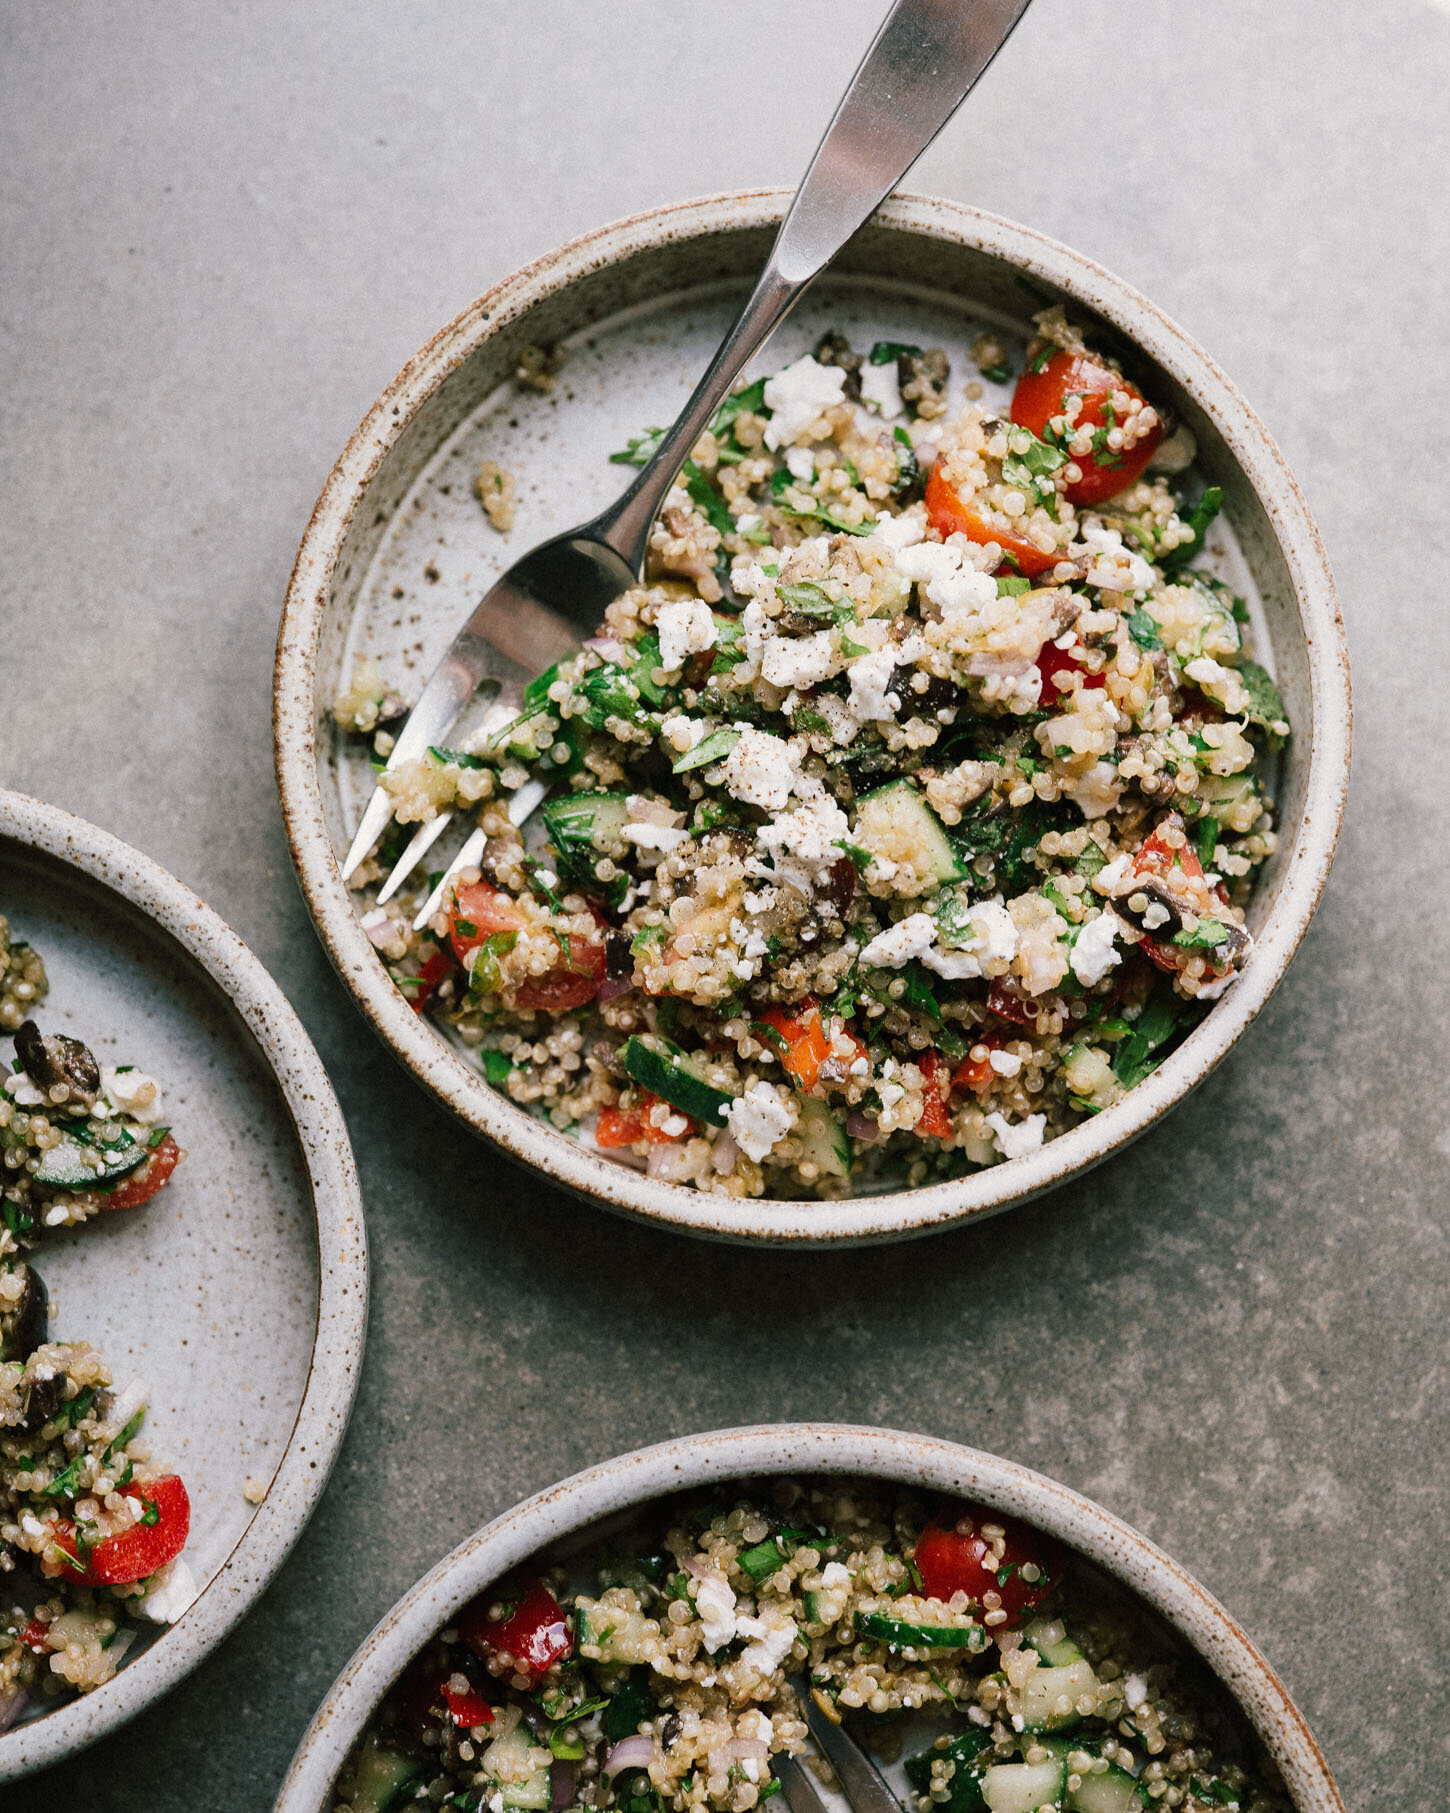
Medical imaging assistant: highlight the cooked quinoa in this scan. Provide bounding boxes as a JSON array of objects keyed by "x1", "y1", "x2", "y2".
[
  {"x1": 0, "y1": 920, "x2": 196, "y2": 1718},
  {"x1": 337, "y1": 312, "x2": 1288, "y2": 1201},
  {"x1": 331, "y1": 1480, "x2": 1287, "y2": 1813}
]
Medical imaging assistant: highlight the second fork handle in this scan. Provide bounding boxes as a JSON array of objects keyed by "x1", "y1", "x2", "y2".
[{"x1": 597, "y1": 0, "x2": 1034, "y2": 571}]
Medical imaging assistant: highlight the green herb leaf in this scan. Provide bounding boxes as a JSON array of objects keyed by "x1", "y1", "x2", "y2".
[
  {"x1": 1127, "y1": 607, "x2": 1162, "y2": 650},
  {"x1": 673, "y1": 725, "x2": 741, "y2": 774},
  {"x1": 1236, "y1": 660, "x2": 1289, "y2": 738},
  {"x1": 609, "y1": 427, "x2": 666, "y2": 467},
  {"x1": 428, "y1": 745, "x2": 488, "y2": 769},
  {"x1": 482, "y1": 1049, "x2": 515, "y2": 1087},
  {"x1": 1158, "y1": 486, "x2": 1224, "y2": 576},
  {"x1": 869, "y1": 341, "x2": 922, "y2": 365}
]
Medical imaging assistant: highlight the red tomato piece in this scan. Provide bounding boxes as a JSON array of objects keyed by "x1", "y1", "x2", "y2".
[
  {"x1": 459, "y1": 1573, "x2": 573, "y2": 1681},
  {"x1": 759, "y1": 999, "x2": 866, "y2": 1094},
  {"x1": 1036, "y1": 638, "x2": 1106, "y2": 705},
  {"x1": 104, "y1": 1133, "x2": 183, "y2": 1211},
  {"x1": 515, "y1": 933, "x2": 606, "y2": 1014},
  {"x1": 43, "y1": 1478, "x2": 192, "y2": 1585},
  {"x1": 448, "y1": 878, "x2": 525, "y2": 966},
  {"x1": 596, "y1": 1093, "x2": 693, "y2": 1148},
  {"x1": 986, "y1": 980, "x2": 1041, "y2": 1029},
  {"x1": 1011, "y1": 348, "x2": 1163, "y2": 506},
  {"x1": 19, "y1": 1617, "x2": 48, "y2": 1655},
  {"x1": 440, "y1": 1677, "x2": 496, "y2": 1729},
  {"x1": 950, "y1": 1035, "x2": 1005, "y2": 1095},
  {"x1": 925, "y1": 462, "x2": 1058, "y2": 578},
  {"x1": 915, "y1": 1501, "x2": 1063, "y2": 1625},
  {"x1": 915, "y1": 1051, "x2": 954, "y2": 1139},
  {"x1": 410, "y1": 948, "x2": 456, "y2": 1015}
]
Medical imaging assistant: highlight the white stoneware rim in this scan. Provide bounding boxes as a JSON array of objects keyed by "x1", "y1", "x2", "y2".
[
  {"x1": 275, "y1": 1424, "x2": 1342, "y2": 1813},
  {"x1": 0, "y1": 790, "x2": 368, "y2": 1775},
  {"x1": 275, "y1": 191, "x2": 1352, "y2": 1245}
]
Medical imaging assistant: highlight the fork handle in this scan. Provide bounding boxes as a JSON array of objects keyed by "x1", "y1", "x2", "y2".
[{"x1": 595, "y1": 0, "x2": 1034, "y2": 568}]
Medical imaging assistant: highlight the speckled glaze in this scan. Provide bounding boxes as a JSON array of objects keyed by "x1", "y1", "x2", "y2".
[
  {"x1": 274, "y1": 192, "x2": 1351, "y2": 1246},
  {"x1": 275, "y1": 1424, "x2": 1343, "y2": 1813},
  {"x1": 0, "y1": 791, "x2": 368, "y2": 1777}
]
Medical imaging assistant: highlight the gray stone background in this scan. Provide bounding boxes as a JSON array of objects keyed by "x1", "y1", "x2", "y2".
[{"x1": 4, "y1": 0, "x2": 1446, "y2": 1803}]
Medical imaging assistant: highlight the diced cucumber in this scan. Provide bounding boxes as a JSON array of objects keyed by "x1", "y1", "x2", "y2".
[
  {"x1": 621, "y1": 1036, "x2": 734, "y2": 1127},
  {"x1": 1019, "y1": 1659, "x2": 1100, "y2": 1732},
  {"x1": 340, "y1": 1738, "x2": 426, "y2": 1813},
  {"x1": 481, "y1": 1719, "x2": 554, "y2": 1808},
  {"x1": 32, "y1": 1129, "x2": 148, "y2": 1192},
  {"x1": 853, "y1": 1609, "x2": 986, "y2": 1652},
  {"x1": 1067, "y1": 1766, "x2": 1145, "y2": 1813},
  {"x1": 853, "y1": 780, "x2": 966, "y2": 887},
  {"x1": 904, "y1": 1730, "x2": 994, "y2": 1813},
  {"x1": 541, "y1": 793, "x2": 632, "y2": 905},
  {"x1": 981, "y1": 1759, "x2": 1067, "y2": 1813},
  {"x1": 795, "y1": 1096, "x2": 850, "y2": 1179},
  {"x1": 1021, "y1": 1618, "x2": 1085, "y2": 1668}
]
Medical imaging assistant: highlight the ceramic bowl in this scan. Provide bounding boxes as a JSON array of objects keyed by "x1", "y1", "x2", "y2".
[
  {"x1": 274, "y1": 191, "x2": 1351, "y2": 1246},
  {"x1": 274, "y1": 1423, "x2": 1342, "y2": 1813},
  {"x1": 0, "y1": 791, "x2": 367, "y2": 1775}
]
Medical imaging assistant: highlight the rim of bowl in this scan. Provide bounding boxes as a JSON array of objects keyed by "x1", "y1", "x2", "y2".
[
  {"x1": 274, "y1": 190, "x2": 1351, "y2": 1247},
  {"x1": 0, "y1": 789, "x2": 369, "y2": 1776},
  {"x1": 275, "y1": 1422, "x2": 1343, "y2": 1813}
]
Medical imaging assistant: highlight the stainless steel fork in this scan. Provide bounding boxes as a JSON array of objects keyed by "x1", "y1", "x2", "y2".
[
  {"x1": 342, "y1": 0, "x2": 1035, "y2": 926},
  {"x1": 776, "y1": 1686, "x2": 906, "y2": 1813}
]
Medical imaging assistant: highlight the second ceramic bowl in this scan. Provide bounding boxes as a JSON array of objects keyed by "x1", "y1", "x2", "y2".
[{"x1": 275, "y1": 191, "x2": 1350, "y2": 1245}]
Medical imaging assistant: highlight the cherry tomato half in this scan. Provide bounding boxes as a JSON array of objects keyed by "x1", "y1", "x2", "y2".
[
  {"x1": 925, "y1": 462, "x2": 1058, "y2": 579},
  {"x1": 449, "y1": 879, "x2": 605, "y2": 1014},
  {"x1": 914, "y1": 1501, "x2": 1062, "y2": 1625},
  {"x1": 104, "y1": 1133, "x2": 183, "y2": 1211},
  {"x1": 1036, "y1": 639, "x2": 1106, "y2": 706},
  {"x1": 45, "y1": 1476, "x2": 191, "y2": 1586},
  {"x1": 596, "y1": 1094, "x2": 694, "y2": 1149},
  {"x1": 459, "y1": 1573, "x2": 573, "y2": 1681},
  {"x1": 1011, "y1": 349, "x2": 1163, "y2": 506}
]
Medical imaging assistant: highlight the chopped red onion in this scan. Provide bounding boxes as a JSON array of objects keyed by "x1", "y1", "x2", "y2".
[
  {"x1": 596, "y1": 977, "x2": 633, "y2": 1002},
  {"x1": 711, "y1": 1130, "x2": 739, "y2": 1176},
  {"x1": 965, "y1": 652, "x2": 1033, "y2": 678},
  {"x1": 0, "y1": 1688, "x2": 27, "y2": 1734},
  {"x1": 603, "y1": 1734, "x2": 655, "y2": 1778},
  {"x1": 584, "y1": 636, "x2": 626, "y2": 663},
  {"x1": 646, "y1": 1142, "x2": 694, "y2": 1183},
  {"x1": 551, "y1": 1760, "x2": 578, "y2": 1809},
  {"x1": 846, "y1": 1112, "x2": 879, "y2": 1141}
]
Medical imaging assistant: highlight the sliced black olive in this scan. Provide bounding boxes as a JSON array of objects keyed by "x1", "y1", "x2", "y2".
[
  {"x1": 3, "y1": 1265, "x2": 49, "y2": 1362},
  {"x1": 12, "y1": 1020, "x2": 100, "y2": 1106},
  {"x1": 605, "y1": 930, "x2": 634, "y2": 979},
  {"x1": 890, "y1": 666, "x2": 961, "y2": 717},
  {"x1": 898, "y1": 346, "x2": 950, "y2": 416},
  {"x1": 814, "y1": 331, "x2": 862, "y2": 401},
  {"x1": 20, "y1": 1367, "x2": 67, "y2": 1433}
]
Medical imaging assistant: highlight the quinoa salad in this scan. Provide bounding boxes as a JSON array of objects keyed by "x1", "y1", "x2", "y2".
[
  {"x1": 337, "y1": 309, "x2": 1289, "y2": 1201},
  {"x1": 330, "y1": 1480, "x2": 1287, "y2": 1813},
  {"x1": 0, "y1": 920, "x2": 195, "y2": 1721}
]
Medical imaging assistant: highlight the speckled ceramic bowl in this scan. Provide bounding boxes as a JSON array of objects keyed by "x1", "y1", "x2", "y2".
[
  {"x1": 275, "y1": 1423, "x2": 1343, "y2": 1813},
  {"x1": 0, "y1": 792, "x2": 368, "y2": 1776},
  {"x1": 274, "y1": 191, "x2": 1351, "y2": 1246}
]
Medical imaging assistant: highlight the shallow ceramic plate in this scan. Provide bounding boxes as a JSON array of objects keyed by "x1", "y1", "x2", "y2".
[
  {"x1": 275, "y1": 1424, "x2": 1343, "y2": 1813},
  {"x1": 0, "y1": 791, "x2": 367, "y2": 1777},
  {"x1": 275, "y1": 191, "x2": 1351, "y2": 1245}
]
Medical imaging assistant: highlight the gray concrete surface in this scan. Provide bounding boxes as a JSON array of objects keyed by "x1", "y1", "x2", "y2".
[{"x1": 3, "y1": 0, "x2": 1445, "y2": 1803}]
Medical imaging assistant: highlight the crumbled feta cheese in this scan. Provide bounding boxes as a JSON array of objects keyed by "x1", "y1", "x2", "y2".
[
  {"x1": 694, "y1": 1573, "x2": 738, "y2": 1651},
  {"x1": 723, "y1": 727, "x2": 797, "y2": 811},
  {"x1": 656, "y1": 596, "x2": 717, "y2": 671},
  {"x1": 1094, "y1": 852, "x2": 1132, "y2": 895},
  {"x1": 139, "y1": 1555, "x2": 199, "y2": 1624},
  {"x1": 623, "y1": 823, "x2": 690, "y2": 853},
  {"x1": 868, "y1": 507, "x2": 927, "y2": 555},
  {"x1": 1183, "y1": 655, "x2": 1250, "y2": 714},
  {"x1": 1071, "y1": 911, "x2": 1123, "y2": 986},
  {"x1": 4, "y1": 1073, "x2": 44, "y2": 1107},
  {"x1": 759, "y1": 787, "x2": 850, "y2": 874},
  {"x1": 860, "y1": 913, "x2": 937, "y2": 970},
  {"x1": 820, "y1": 1562, "x2": 851, "y2": 1587},
  {"x1": 858, "y1": 358, "x2": 903, "y2": 419},
  {"x1": 921, "y1": 899, "x2": 1017, "y2": 979},
  {"x1": 1082, "y1": 523, "x2": 1155, "y2": 594},
  {"x1": 736, "y1": 1610, "x2": 799, "y2": 1674},
  {"x1": 725, "y1": 1081, "x2": 795, "y2": 1162},
  {"x1": 762, "y1": 355, "x2": 847, "y2": 449},
  {"x1": 1124, "y1": 1673, "x2": 1149, "y2": 1711},
  {"x1": 989, "y1": 1049, "x2": 1022, "y2": 1077},
  {"x1": 847, "y1": 646, "x2": 901, "y2": 722},
  {"x1": 761, "y1": 630, "x2": 835, "y2": 691},
  {"x1": 985, "y1": 1112, "x2": 1047, "y2": 1162},
  {"x1": 784, "y1": 445, "x2": 816, "y2": 482}
]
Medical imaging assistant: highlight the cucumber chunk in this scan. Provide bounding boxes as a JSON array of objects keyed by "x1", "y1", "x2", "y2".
[
  {"x1": 905, "y1": 1730, "x2": 994, "y2": 1813},
  {"x1": 32, "y1": 1129, "x2": 148, "y2": 1192},
  {"x1": 1067, "y1": 1767, "x2": 1145, "y2": 1813},
  {"x1": 1019, "y1": 1659, "x2": 1100, "y2": 1731},
  {"x1": 795, "y1": 1096, "x2": 850, "y2": 1179},
  {"x1": 853, "y1": 1609, "x2": 987, "y2": 1652},
  {"x1": 621, "y1": 1036, "x2": 735, "y2": 1127},
  {"x1": 853, "y1": 780, "x2": 966, "y2": 887},
  {"x1": 1021, "y1": 1617, "x2": 1085, "y2": 1667},
  {"x1": 341, "y1": 1738, "x2": 426, "y2": 1813},
  {"x1": 981, "y1": 1759, "x2": 1067, "y2": 1813},
  {"x1": 541, "y1": 793, "x2": 632, "y2": 906}
]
